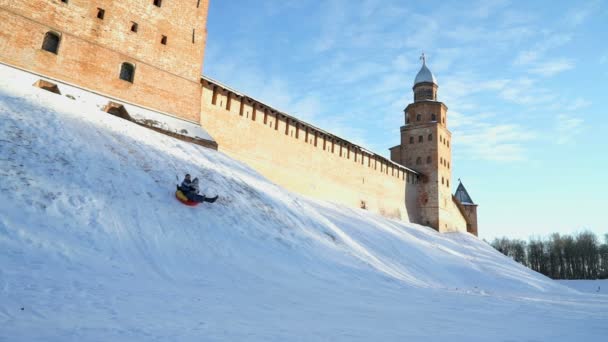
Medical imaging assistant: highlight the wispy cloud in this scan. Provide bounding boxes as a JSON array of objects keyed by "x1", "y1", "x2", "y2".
[
  {"x1": 513, "y1": 33, "x2": 572, "y2": 66},
  {"x1": 454, "y1": 119, "x2": 536, "y2": 162},
  {"x1": 469, "y1": 0, "x2": 510, "y2": 18},
  {"x1": 529, "y1": 58, "x2": 574, "y2": 77},
  {"x1": 564, "y1": 0, "x2": 602, "y2": 27},
  {"x1": 547, "y1": 97, "x2": 592, "y2": 112},
  {"x1": 555, "y1": 114, "x2": 584, "y2": 144}
]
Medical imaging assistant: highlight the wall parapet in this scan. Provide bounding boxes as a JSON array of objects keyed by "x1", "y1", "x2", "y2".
[{"x1": 201, "y1": 75, "x2": 420, "y2": 182}]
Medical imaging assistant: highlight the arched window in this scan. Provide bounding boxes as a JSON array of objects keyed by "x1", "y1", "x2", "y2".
[
  {"x1": 442, "y1": 177, "x2": 444, "y2": 185},
  {"x1": 418, "y1": 135, "x2": 423, "y2": 143},
  {"x1": 428, "y1": 134, "x2": 432, "y2": 141},
  {"x1": 42, "y1": 32, "x2": 61, "y2": 54},
  {"x1": 447, "y1": 180, "x2": 450, "y2": 187},
  {"x1": 409, "y1": 136, "x2": 414, "y2": 144},
  {"x1": 119, "y1": 62, "x2": 135, "y2": 83},
  {"x1": 416, "y1": 114, "x2": 421, "y2": 121},
  {"x1": 406, "y1": 116, "x2": 410, "y2": 124},
  {"x1": 416, "y1": 157, "x2": 422, "y2": 165},
  {"x1": 426, "y1": 156, "x2": 431, "y2": 164},
  {"x1": 431, "y1": 114, "x2": 436, "y2": 121}
]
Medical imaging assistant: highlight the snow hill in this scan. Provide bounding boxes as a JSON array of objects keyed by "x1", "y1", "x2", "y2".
[{"x1": 1, "y1": 74, "x2": 607, "y2": 341}]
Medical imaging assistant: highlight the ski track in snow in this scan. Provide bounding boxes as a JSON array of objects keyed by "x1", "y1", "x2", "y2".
[{"x1": 0, "y1": 74, "x2": 607, "y2": 341}]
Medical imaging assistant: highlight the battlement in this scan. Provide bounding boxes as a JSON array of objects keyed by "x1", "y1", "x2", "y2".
[{"x1": 200, "y1": 76, "x2": 420, "y2": 220}]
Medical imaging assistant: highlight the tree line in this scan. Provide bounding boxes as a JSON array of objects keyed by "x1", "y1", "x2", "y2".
[{"x1": 490, "y1": 231, "x2": 608, "y2": 279}]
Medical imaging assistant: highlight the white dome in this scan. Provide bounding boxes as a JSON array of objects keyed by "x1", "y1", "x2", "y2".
[{"x1": 414, "y1": 62, "x2": 437, "y2": 86}]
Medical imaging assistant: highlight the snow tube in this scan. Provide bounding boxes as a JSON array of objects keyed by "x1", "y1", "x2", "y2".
[{"x1": 175, "y1": 190, "x2": 198, "y2": 206}]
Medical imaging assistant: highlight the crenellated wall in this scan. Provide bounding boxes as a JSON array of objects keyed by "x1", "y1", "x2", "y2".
[{"x1": 200, "y1": 77, "x2": 420, "y2": 221}]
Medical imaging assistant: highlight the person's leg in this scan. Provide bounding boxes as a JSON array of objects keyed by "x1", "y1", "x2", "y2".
[{"x1": 188, "y1": 193, "x2": 205, "y2": 203}]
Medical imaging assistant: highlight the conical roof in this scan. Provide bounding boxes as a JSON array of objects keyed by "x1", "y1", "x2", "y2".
[
  {"x1": 454, "y1": 181, "x2": 474, "y2": 205},
  {"x1": 414, "y1": 59, "x2": 437, "y2": 86}
]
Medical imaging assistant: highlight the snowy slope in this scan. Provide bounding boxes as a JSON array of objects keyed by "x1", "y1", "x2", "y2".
[
  {"x1": 559, "y1": 280, "x2": 608, "y2": 294},
  {"x1": 1, "y1": 74, "x2": 607, "y2": 341}
]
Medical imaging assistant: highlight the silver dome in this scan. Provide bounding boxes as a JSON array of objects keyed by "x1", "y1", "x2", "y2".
[{"x1": 413, "y1": 62, "x2": 437, "y2": 86}]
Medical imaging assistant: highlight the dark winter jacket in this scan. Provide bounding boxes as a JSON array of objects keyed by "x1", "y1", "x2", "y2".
[{"x1": 180, "y1": 178, "x2": 194, "y2": 193}]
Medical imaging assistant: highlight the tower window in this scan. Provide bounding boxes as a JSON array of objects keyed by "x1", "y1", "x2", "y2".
[
  {"x1": 447, "y1": 180, "x2": 450, "y2": 187},
  {"x1": 442, "y1": 177, "x2": 444, "y2": 185},
  {"x1": 119, "y1": 62, "x2": 135, "y2": 83},
  {"x1": 96, "y1": 8, "x2": 105, "y2": 20},
  {"x1": 161, "y1": 35, "x2": 167, "y2": 45},
  {"x1": 447, "y1": 140, "x2": 450, "y2": 148},
  {"x1": 406, "y1": 116, "x2": 410, "y2": 124},
  {"x1": 418, "y1": 135, "x2": 423, "y2": 143},
  {"x1": 426, "y1": 156, "x2": 431, "y2": 164},
  {"x1": 41, "y1": 32, "x2": 60, "y2": 54},
  {"x1": 416, "y1": 114, "x2": 421, "y2": 121},
  {"x1": 409, "y1": 136, "x2": 414, "y2": 144},
  {"x1": 416, "y1": 157, "x2": 422, "y2": 165},
  {"x1": 61, "y1": 0, "x2": 68, "y2": 3},
  {"x1": 153, "y1": 0, "x2": 162, "y2": 7},
  {"x1": 130, "y1": 22, "x2": 138, "y2": 33},
  {"x1": 428, "y1": 134, "x2": 432, "y2": 141}
]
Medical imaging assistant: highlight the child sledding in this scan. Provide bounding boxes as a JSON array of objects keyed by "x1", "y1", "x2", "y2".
[{"x1": 176, "y1": 173, "x2": 219, "y2": 206}]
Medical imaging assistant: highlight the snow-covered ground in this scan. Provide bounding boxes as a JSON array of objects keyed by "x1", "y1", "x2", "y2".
[
  {"x1": 558, "y1": 280, "x2": 608, "y2": 294},
  {"x1": 1, "y1": 68, "x2": 607, "y2": 341}
]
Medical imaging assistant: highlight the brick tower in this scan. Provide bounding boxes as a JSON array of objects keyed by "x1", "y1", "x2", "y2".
[
  {"x1": 390, "y1": 54, "x2": 456, "y2": 232},
  {"x1": 0, "y1": 0, "x2": 209, "y2": 122}
]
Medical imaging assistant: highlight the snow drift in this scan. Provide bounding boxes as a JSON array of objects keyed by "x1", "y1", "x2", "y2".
[{"x1": 1, "y1": 71, "x2": 607, "y2": 341}]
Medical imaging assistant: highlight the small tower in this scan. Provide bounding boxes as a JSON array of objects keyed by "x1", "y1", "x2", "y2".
[
  {"x1": 390, "y1": 54, "x2": 454, "y2": 232},
  {"x1": 454, "y1": 180, "x2": 479, "y2": 236}
]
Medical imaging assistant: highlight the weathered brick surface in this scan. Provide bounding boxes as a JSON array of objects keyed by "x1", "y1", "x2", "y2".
[
  {"x1": 0, "y1": 0, "x2": 208, "y2": 121},
  {"x1": 391, "y1": 91, "x2": 471, "y2": 233},
  {"x1": 200, "y1": 80, "x2": 420, "y2": 221}
]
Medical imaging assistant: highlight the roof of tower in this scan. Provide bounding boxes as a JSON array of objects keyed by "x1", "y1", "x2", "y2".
[
  {"x1": 454, "y1": 180, "x2": 474, "y2": 205},
  {"x1": 414, "y1": 54, "x2": 437, "y2": 86}
]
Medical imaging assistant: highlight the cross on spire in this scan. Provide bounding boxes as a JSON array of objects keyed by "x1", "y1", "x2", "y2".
[{"x1": 420, "y1": 52, "x2": 426, "y2": 65}]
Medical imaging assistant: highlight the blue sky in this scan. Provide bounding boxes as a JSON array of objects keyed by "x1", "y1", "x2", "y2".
[{"x1": 203, "y1": 0, "x2": 607, "y2": 240}]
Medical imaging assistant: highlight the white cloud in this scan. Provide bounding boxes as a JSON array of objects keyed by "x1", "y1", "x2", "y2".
[
  {"x1": 402, "y1": 14, "x2": 440, "y2": 49},
  {"x1": 455, "y1": 121, "x2": 536, "y2": 162},
  {"x1": 312, "y1": 0, "x2": 348, "y2": 53},
  {"x1": 548, "y1": 97, "x2": 592, "y2": 112},
  {"x1": 513, "y1": 33, "x2": 572, "y2": 66},
  {"x1": 564, "y1": 1, "x2": 601, "y2": 27},
  {"x1": 469, "y1": 0, "x2": 510, "y2": 18},
  {"x1": 529, "y1": 59, "x2": 574, "y2": 77},
  {"x1": 497, "y1": 78, "x2": 558, "y2": 106},
  {"x1": 555, "y1": 114, "x2": 584, "y2": 144}
]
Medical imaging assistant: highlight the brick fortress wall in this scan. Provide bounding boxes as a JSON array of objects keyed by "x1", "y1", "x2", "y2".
[
  {"x1": 200, "y1": 78, "x2": 421, "y2": 221},
  {"x1": 0, "y1": 0, "x2": 208, "y2": 122}
]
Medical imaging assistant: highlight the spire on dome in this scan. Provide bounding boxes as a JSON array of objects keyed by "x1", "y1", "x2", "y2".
[
  {"x1": 454, "y1": 179, "x2": 474, "y2": 205},
  {"x1": 413, "y1": 52, "x2": 437, "y2": 86}
]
